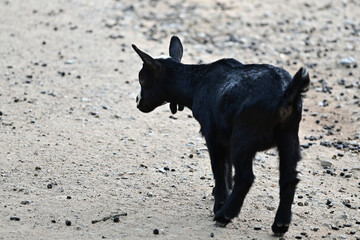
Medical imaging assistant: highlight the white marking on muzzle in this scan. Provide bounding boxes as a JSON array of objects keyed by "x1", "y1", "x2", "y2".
[{"x1": 136, "y1": 89, "x2": 142, "y2": 106}]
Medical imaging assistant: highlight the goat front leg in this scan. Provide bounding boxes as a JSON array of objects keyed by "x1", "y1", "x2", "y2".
[
  {"x1": 272, "y1": 131, "x2": 300, "y2": 236},
  {"x1": 205, "y1": 134, "x2": 230, "y2": 214},
  {"x1": 213, "y1": 146, "x2": 255, "y2": 226}
]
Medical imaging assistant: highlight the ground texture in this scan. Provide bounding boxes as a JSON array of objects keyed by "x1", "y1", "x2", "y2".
[{"x1": 0, "y1": 0, "x2": 359, "y2": 239}]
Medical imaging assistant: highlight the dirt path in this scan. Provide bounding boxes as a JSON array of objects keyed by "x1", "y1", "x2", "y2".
[{"x1": 0, "y1": 0, "x2": 359, "y2": 239}]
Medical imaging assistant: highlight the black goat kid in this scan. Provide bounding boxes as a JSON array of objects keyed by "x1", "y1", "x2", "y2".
[{"x1": 132, "y1": 36, "x2": 310, "y2": 236}]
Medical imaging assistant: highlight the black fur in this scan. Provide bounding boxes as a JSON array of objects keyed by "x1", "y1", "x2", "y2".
[{"x1": 132, "y1": 36, "x2": 310, "y2": 236}]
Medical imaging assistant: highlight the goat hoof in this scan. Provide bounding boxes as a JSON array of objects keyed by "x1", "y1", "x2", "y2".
[
  {"x1": 215, "y1": 221, "x2": 228, "y2": 228},
  {"x1": 271, "y1": 223, "x2": 289, "y2": 236},
  {"x1": 213, "y1": 211, "x2": 231, "y2": 227}
]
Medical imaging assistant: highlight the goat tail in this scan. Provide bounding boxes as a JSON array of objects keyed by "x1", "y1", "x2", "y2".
[
  {"x1": 278, "y1": 67, "x2": 310, "y2": 122},
  {"x1": 283, "y1": 67, "x2": 310, "y2": 103}
]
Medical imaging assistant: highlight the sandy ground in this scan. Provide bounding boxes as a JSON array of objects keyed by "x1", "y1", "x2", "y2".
[{"x1": 0, "y1": 0, "x2": 359, "y2": 239}]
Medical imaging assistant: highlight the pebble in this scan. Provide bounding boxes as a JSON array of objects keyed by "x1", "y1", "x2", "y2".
[
  {"x1": 113, "y1": 216, "x2": 120, "y2": 222},
  {"x1": 47, "y1": 183, "x2": 53, "y2": 189},
  {"x1": 254, "y1": 226, "x2": 262, "y2": 230},
  {"x1": 10, "y1": 216, "x2": 20, "y2": 221},
  {"x1": 20, "y1": 200, "x2": 29, "y2": 205},
  {"x1": 64, "y1": 59, "x2": 75, "y2": 64},
  {"x1": 321, "y1": 160, "x2": 333, "y2": 168},
  {"x1": 337, "y1": 152, "x2": 344, "y2": 157},
  {"x1": 57, "y1": 71, "x2": 65, "y2": 77},
  {"x1": 338, "y1": 57, "x2": 356, "y2": 67},
  {"x1": 153, "y1": 228, "x2": 159, "y2": 235},
  {"x1": 344, "y1": 173, "x2": 352, "y2": 178},
  {"x1": 210, "y1": 232, "x2": 214, "y2": 237},
  {"x1": 342, "y1": 201, "x2": 351, "y2": 208},
  {"x1": 65, "y1": 219, "x2": 72, "y2": 226},
  {"x1": 331, "y1": 225, "x2": 339, "y2": 230}
]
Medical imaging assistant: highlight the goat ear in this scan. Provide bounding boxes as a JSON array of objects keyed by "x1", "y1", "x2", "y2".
[
  {"x1": 132, "y1": 44, "x2": 162, "y2": 75},
  {"x1": 169, "y1": 36, "x2": 183, "y2": 62}
]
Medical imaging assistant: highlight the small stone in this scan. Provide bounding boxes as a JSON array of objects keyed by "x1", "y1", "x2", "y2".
[
  {"x1": 113, "y1": 216, "x2": 120, "y2": 222},
  {"x1": 20, "y1": 200, "x2": 29, "y2": 205},
  {"x1": 309, "y1": 135, "x2": 317, "y2": 141},
  {"x1": 343, "y1": 201, "x2": 351, "y2": 208},
  {"x1": 295, "y1": 236, "x2": 302, "y2": 239},
  {"x1": 65, "y1": 59, "x2": 75, "y2": 64},
  {"x1": 344, "y1": 173, "x2": 352, "y2": 178},
  {"x1": 338, "y1": 152, "x2": 344, "y2": 157},
  {"x1": 66, "y1": 196, "x2": 71, "y2": 199},
  {"x1": 47, "y1": 183, "x2": 53, "y2": 189},
  {"x1": 10, "y1": 216, "x2": 20, "y2": 221},
  {"x1": 35, "y1": 166, "x2": 41, "y2": 171},
  {"x1": 153, "y1": 228, "x2": 159, "y2": 235},
  {"x1": 51, "y1": 220, "x2": 56, "y2": 223},
  {"x1": 331, "y1": 225, "x2": 339, "y2": 230},
  {"x1": 254, "y1": 226, "x2": 262, "y2": 230},
  {"x1": 321, "y1": 160, "x2": 333, "y2": 168},
  {"x1": 338, "y1": 57, "x2": 356, "y2": 67},
  {"x1": 210, "y1": 232, "x2": 214, "y2": 237},
  {"x1": 65, "y1": 219, "x2": 71, "y2": 226}
]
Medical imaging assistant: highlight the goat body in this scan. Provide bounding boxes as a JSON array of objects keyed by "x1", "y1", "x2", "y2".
[{"x1": 132, "y1": 36, "x2": 310, "y2": 236}]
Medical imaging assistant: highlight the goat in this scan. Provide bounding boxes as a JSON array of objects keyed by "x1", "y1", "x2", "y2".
[{"x1": 132, "y1": 36, "x2": 310, "y2": 236}]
